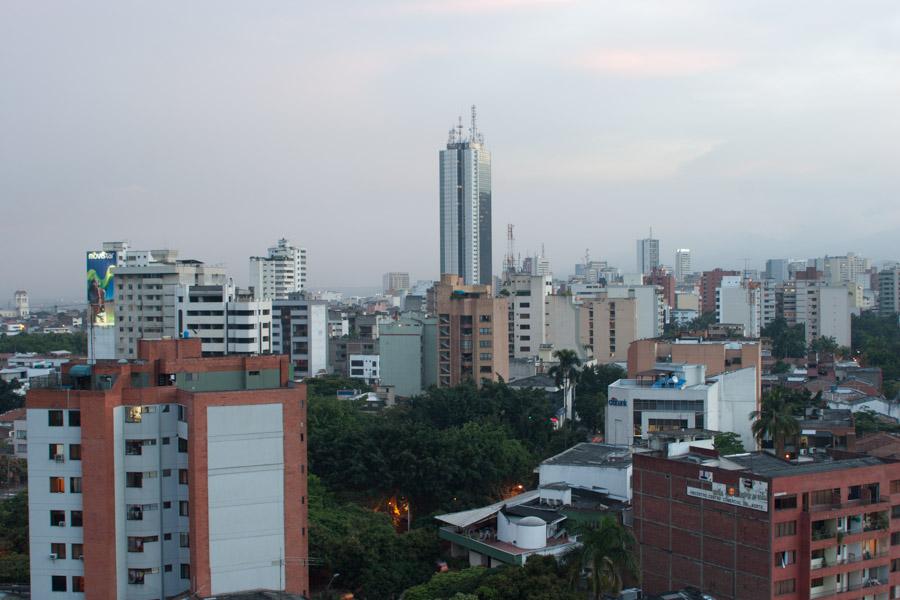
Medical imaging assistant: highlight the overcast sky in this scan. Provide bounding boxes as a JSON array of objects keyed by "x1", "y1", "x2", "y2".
[{"x1": 3, "y1": 1, "x2": 900, "y2": 304}]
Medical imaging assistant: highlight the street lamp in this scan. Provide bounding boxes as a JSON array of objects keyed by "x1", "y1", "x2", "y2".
[{"x1": 326, "y1": 572, "x2": 341, "y2": 594}]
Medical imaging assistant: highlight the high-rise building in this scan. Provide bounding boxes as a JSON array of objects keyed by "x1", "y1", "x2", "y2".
[
  {"x1": 271, "y1": 296, "x2": 329, "y2": 378},
  {"x1": 177, "y1": 282, "x2": 272, "y2": 356},
  {"x1": 636, "y1": 233, "x2": 660, "y2": 275},
  {"x1": 822, "y1": 253, "x2": 870, "y2": 286},
  {"x1": 250, "y1": 238, "x2": 308, "y2": 301},
  {"x1": 382, "y1": 272, "x2": 410, "y2": 294},
  {"x1": 674, "y1": 249, "x2": 692, "y2": 281},
  {"x1": 14, "y1": 290, "x2": 29, "y2": 318},
  {"x1": 879, "y1": 267, "x2": 900, "y2": 316},
  {"x1": 501, "y1": 274, "x2": 552, "y2": 360},
  {"x1": 434, "y1": 274, "x2": 508, "y2": 387},
  {"x1": 765, "y1": 258, "x2": 790, "y2": 284},
  {"x1": 715, "y1": 277, "x2": 762, "y2": 338},
  {"x1": 699, "y1": 268, "x2": 740, "y2": 315},
  {"x1": 26, "y1": 338, "x2": 308, "y2": 599},
  {"x1": 439, "y1": 106, "x2": 492, "y2": 285}
]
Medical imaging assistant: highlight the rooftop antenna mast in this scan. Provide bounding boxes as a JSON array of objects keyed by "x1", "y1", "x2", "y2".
[
  {"x1": 470, "y1": 104, "x2": 478, "y2": 142},
  {"x1": 457, "y1": 115, "x2": 464, "y2": 142},
  {"x1": 505, "y1": 224, "x2": 516, "y2": 276}
]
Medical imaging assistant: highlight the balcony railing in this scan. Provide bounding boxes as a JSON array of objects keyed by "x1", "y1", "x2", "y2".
[
  {"x1": 810, "y1": 578, "x2": 887, "y2": 599},
  {"x1": 810, "y1": 549, "x2": 889, "y2": 570}
]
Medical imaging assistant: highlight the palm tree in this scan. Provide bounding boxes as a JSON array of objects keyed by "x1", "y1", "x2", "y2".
[
  {"x1": 565, "y1": 516, "x2": 638, "y2": 598},
  {"x1": 549, "y1": 349, "x2": 581, "y2": 422},
  {"x1": 750, "y1": 387, "x2": 800, "y2": 457}
]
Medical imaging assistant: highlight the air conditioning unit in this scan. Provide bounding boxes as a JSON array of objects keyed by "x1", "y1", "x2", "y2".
[
  {"x1": 54, "y1": 454, "x2": 65, "y2": 462},
  {"x1": 49, "y1": 553, "x2": 58, "y2": 560}
]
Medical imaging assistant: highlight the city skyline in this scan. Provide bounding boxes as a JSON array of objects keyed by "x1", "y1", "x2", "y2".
[{"x1": 4, "y1": 1, "x2": 900, "y2": 301}]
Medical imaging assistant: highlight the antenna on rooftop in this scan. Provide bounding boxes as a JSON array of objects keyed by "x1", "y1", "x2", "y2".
[
  {"x1": 505, "y1": 224, "x2": 517, "y2": 276},
  {"x1": 457, "y1": 115, "x2": 464, "y2": 142},
  {"x1": 470, "y1": 105, "x2": 477, "y2": 140}
]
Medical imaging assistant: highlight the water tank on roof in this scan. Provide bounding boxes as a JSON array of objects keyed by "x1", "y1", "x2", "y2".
[{"x1": 515, "y1": 516, "x2": 547, "y2": 549}]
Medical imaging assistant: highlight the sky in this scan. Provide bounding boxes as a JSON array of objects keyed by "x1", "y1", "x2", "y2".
[{"x1": 2, "y1": 1, "x2": 900, "y2": 304}]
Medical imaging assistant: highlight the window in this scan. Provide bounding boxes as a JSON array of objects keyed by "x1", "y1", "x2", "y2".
[
  {"x1": 479, "y1": 353, "x2": 492, "y2": 360},
  {"x1": 70, "y1": 477, "x2": 82, "y2": 493},
  {"x1": 71, "y1": 511, "x2": 83, "y2": 527},
  {"x1": 71, "y1": 544, "x2": 83, "y2": 560},
  {"x1": 49, "y1": 443, "x2": 65, "y2": 460},
  {"x1": 180, "y1": 532, "x2": 190, "y2": 548},
  {"x1": 811, "y1": 577, "x2": 824, "y2": 587},
  {"x1": 52, "y1": 575, "x2": 67, "y2": 591},
  {"x1": 775, "y1": 495, "x2": 798, "y2": 510},
  {"x1": 127, "y1": 505, "x2": 143, "y2": 521},
  {"x1": 162, "y1": 469, "x2": 172, "y2": 477},
  {"x1": 179, "y1": 469, "x2": 188, "y2": 485},
  {"x1": 178, "y1": 437, "x2": 188, "y2": 453},
  {"x1": 179, "y1": 501, "x2": 189, "y2": 517},
  {"x1": 50, "y1": 477, "x2": 65, "y2": 493},
  {"x1": 48, "y1": 410, "x2": 64, "y2": 427},
  {"x1": 163, "y1": 501, "x2": 172, "y2": 509},
  {"x1": 125, "y1": 440, "x2": 143, "y2": 455},
  {"x1": 478, "y1": 327, "x2": 491, "y2": 335},
  {"x1": 128, "y1": 569, "x2": 148, "y2": 585},
  {"x1": 775, "y1": 579, "x2": 795, "y2": 595},
  {"x1": 479, "y1": 340, "x2": 491, "y2": 348},
  {"x1": 50, "y1": 510, "x2": 66, "y2": 527},
  {"x1": 180, "y1": 564, "x2": 191, "y2": 580},
  {"x1": 126, "y1": 472, "x2": 143, "y2": 488},
  {"x1": 72, "y1": 576, "x2": 85, "y2": 592},
  {"x1": 164, "y1": 533, "x2": 171, "y2": 541},
  {"x1": 69, "y1": 444, "x2": 81, "y2": 461},
  {"x1": 891, "y1": 479, "x2": 900, "y2": 494},
  {"x1": 126, "y1": 406, "x2": 143, "y2": 423},
  {"x1": 164, "y1": 564, "x2": 172, "y2": 572},
  {"x1": 775, "y1": 550, "x2": 795, "y2": 567},
  {"x1": 51, "y1": 542, "x2": 67, "y2": 559},
  {"x1": 775, "y1": 521, "x2": 797, "y2": 537},
  {"x1": 162, "y1": 437, "x2": 170, "y2": 445}
]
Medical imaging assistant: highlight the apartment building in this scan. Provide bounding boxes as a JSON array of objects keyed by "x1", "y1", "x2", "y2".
[
  {"x1": 112, "y1": 249, "x2": 228, "y2": 359},
  {"x1": 434, "y1": 274, "x2": 509, "y2": 387},
  {"x1": 250, "y1": 238, "x2": 308, "y2": 301},
  {"x1": 382, "y1": 272, "x2": 411, "y2": 294},
  {"x1": 700, "y1": 269, "x2": 740, "y2": 315},
  {"x1": 271, "y1": 297, "x2": 329, "y2": 378},
  {"x1": 176, "y1": 283, "x2": 272, "y2": 356},
  {"x1": 501, "y1": 273, "x2": 551, "y2": 360},
  {"x1": 580, "y1": 296, "x2": 638, "y2": 363},
  {"x1": 634, "y1": 446, "x2": 900, "y2": 600},
  {"x1": 26, "y1": 338, "x2": 308, "y2": 599},
  {"x1": 878, "y1": 268, "x2": 900, "y2": 316},
  {"x1": 792, "y1": 281, "x2": 854, "y2": 347},
  {"x1": 716, "y1": 277, "x2": 762, "y2": 338},
  {"x1": 379, "y1": 315, "x2": 438, "y2": 397}
]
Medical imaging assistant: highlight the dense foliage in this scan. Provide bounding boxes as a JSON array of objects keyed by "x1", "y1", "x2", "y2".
[
  {"x1": 761, "y1": 318, "x2": 806, "y2": 359},
  {"x1": 0, "y1": 332, "x2": 86, "y2": 355},
  {"x1": 574, "y1": 364, "x2": 626, "y2": 433},
  {"x1": 404, "y1": 556, "x2": 581, "y2": 600},
  {"x1": 713, "y1": 432, "x2": 746, "y2": 455},
  {"x1": 852, "y1": 312, "x2": 900, "y2": 388},
  {"x1": 0, "y1": 380, "x2": 24, "y2": 413},
  {"x1": 0, "y1": 491, "x2": 28, "y2": 584}
]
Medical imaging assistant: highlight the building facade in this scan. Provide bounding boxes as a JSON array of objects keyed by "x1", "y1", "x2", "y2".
[
  {"x1": 249, "y1": 238, "x2": 308, "y2": 301},
  {"x1": 382, "y1": 272, "x2": 411, "y2": 294},
  {"x1": 271, "y1": 297, "x2": 329, "y2": 378},
  {"x1": 634, "y1": 447, "x2": 900, "y2": 600},
  {"x1": 878, "y1": 267, "x2": 900, "y2": 316},
  {"x1": 176, "y1": 283, "x2": 272, "y2": 356},
  {"x1": 501, "y1": 274, "x2": 551, "y2": 360},
  {"x1": 700, "y1": 269, "x2": 741, "y2": 315},
  {"x1": 26, "y1": 338, "x2": 308, "y2": 599},
  {"x1": 716, "y1": 277, "x2": 762, "y2": 338},
  {"x1": 675, "y1": 249, "x2": 692, "y2": 282},
  {"x1": 434, "y1": 274, "x2": 508, "y2": 387},
  {"x1": 637, "y1": 236, "x2": 660, "y2": 275},
  {"x1": 439, "y1": 107, "x2": 492, "y2": 285}
]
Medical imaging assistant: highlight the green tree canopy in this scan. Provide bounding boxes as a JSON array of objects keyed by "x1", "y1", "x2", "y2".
[
  {"x1": 0, "y1": 332, "x2": 86, "y2": 355},
  {"x1": 762, "y1": 318, "x2": 807, "y2": 359},
  {"x1": 714, "y1": 432, "x2": 746, "y2": 455}
]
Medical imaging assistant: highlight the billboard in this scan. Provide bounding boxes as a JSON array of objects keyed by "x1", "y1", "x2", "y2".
[{"x1": 86, "y1": 250, "x2": 117, "y2": 326}]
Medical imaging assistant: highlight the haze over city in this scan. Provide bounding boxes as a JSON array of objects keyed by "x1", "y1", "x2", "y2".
[{"x1": 3, "y1": 0, "x2": 900, "y2": 301}]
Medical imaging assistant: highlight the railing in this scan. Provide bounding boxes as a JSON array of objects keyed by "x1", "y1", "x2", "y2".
[
  {"x1": 812, "y1": 530, "x2": 836, "y2": 541},
  {"x1": 810, "y1": 579, "x2": 887, "y2": 599},
  {"x1": 810, "y1": 550, "x2": 889, "y2": 570}
]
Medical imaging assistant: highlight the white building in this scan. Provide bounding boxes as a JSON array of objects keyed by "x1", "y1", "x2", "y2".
[
  {"x1": 15, "y1": 290, "x2": 29, "y2": 318},
  {"x1": 349, "y1": 354, "x2": 379, "y2": 384},
  {"x1": 271, "y1": 297, "x2": 329, "y2": 378},
  {"x1": 636, "y1": 236, "x2": 660, "y2": 275},
  {"x1": 715, "y1": 276, "x2": 761, "y2": 338},
  {"x1": 822, "y1": 253, "x2": 870, "y2": 286},
  {"x1": 793, "y1": 281, "x2": 853, "y2": 347},
  {"x1": 606, "y1": 363, "x2": 757, "y2": 451},
  {"x1": 544, "y1": 295, "x2": 586, "y2": 360},
  {"x1": 382, "y1": 272, "x2": 410, "y2": 294},
  {"x1": 538, "y1": 443, "x2": 632, "y2": 501},
  {"x1": 674, "y1": 249, "x2": 691, "y2": 281},
  {"x1": 605, "y1": 285, "x2": 664, "y2": 340},
  {"x1": 501, "y1": 274, "x2": 552, "y2": 360},
  {"x1": 176, "y1": 282, "x2": 272, "y2": 356},
  {"x1": 249, "y1": 238, "x2": 308, "y2": 301}
]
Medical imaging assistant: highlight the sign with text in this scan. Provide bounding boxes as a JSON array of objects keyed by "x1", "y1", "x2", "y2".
[{"x1": 687, "y1": 478, "x2": 769, "y2": 512}]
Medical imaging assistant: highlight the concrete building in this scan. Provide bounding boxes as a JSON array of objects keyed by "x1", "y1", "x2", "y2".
[
  {"x1": 382, "y1": 272, "x2": 410, "y2": 294},
  {"x1": 790, "y1": 281, "x2": 853, "y2": 347},
  {"x1": 647, "y1": 267, "x2": 676, "y2": 309},
  {"x1": 544, "y1": 294, "x2": 586, "y2": 360},
  {"x1": 271, "y1": 297, "x2": 329, "y2": 378},
  {"x1": 605, "y1": 285, "x2": 665, "y2": 340},
  {"x1": 637, "y1": 235, "x2": 660, "y2": 275},
  {"x1": 434, "y1": 274, "x2": 508, "y2": 387},
  {"x1": 715, "y1": 277, "x2": 762, "y2": 338},
  {"x1": 501, "y1": 274, "x2": 552, "y2": 360},
  {"x1": 765, "y1": 259, "x2": 790, "y2": 284},
  {"x1": 580, "y1": 295, "x2": 638, "y2": 364},
  {"x1": 439, "y1": 107, "x2": 492, "y2": 286},
  {"x1": 539, "y1": 442, "x2": 632, "y2": 502},
  {"x1": 634, "y1": 445, "x2": 900, "y2": 599},
  {"x1": 25, "y1": 338, "x2": 308, "y2": 599},
  {"x1": 330, "y1": 339, "x2": 378, "y2": 378},
  {"x1": 15, "y1": 290, "x2": 29, "y2": 318},
  {"x1": 606, "y1": 362, "x2": 758, "y2": 450},
  {"x1": 823, "y1": 253, "x2": 870, "y2": 286},
  {"x1": 177, "y1": 282, "x2": 272, "y2": 356},
  {"x1": 675, "y1": 249, "x2": 692, "y2": 282},
  {"x1": 700, "y1": 269, "x2": 740, "y2": 315},
  {"x1": 249, "y1": 238, "x2": 308, "y2": 301},
  {"x1": 878, "y1": 267, "x2": 900, "y2": 316},
  {"x1": 113, "y1": 250, "x2": 228, "y2": 360},
  {"x1": 378, "y1": 315, "x2": 438, "y2": 397},
  {"x1": 348, "y1": 354, "x2": 379, "y2": 384}
]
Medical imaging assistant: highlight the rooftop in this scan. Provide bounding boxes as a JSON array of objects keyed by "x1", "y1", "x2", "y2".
[
  {"x1": 541, "y1": 443, "x2": 631, "y2": 469},
  {"x1": 725, "y1": 452, "x2": 886, "y2": 478}
]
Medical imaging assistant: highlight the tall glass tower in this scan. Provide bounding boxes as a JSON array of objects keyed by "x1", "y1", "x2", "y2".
[{"x1": 440, "y1": 106, "x2": 492, "y2": 285}]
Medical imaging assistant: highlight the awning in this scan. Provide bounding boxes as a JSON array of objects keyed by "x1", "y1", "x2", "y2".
[{"x1": 69, "y1": 365, "x2": 92, "y2": 377}]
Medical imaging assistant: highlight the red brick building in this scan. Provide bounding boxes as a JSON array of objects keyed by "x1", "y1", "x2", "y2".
[
  {"x1": 26, "y1": 338, "x2": 308, "y2": 599},
  {"x1": 634, "y1": 448, "x2": 900, "y2": 600},
  {"x1": 700, "y1": 269, "x2": 740, "y2": 315}
]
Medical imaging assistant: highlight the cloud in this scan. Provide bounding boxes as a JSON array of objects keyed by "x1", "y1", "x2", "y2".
[
  {"x1": 390, "y1": 0, "x2": 573, "y2": 16},
  {"x1": 574, "y1": 49, "x2": 733, "y2": 77}
]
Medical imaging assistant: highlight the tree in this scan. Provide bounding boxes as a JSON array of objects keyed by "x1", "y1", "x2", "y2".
[
  {"x1": 771, "y1": 361, "x2": 791, "y2": 374},
  {"x1": 750, "y1": 387, "x2": 801, "y2": 457},
  {"x1": 0, "y1": 332, "x2": 86, "y2": 355},
  {"x1": 0, "y1": 379, "x2": 24, "y2": 413},
  {"x1": 809, "y1": 336, "x2": 839, "y2": 355},
  {"x1": 714, "y1": 432, "x2": 746, "y2": 455},
  {"x1": 548, "y1": 350, "x2": 581, "y2": 421},
  {"x1": 574, "y1": 391, "x2": 603, "y2": 433},
  {"x1": 564, "y1": 516, "x2": 638, "y2": 598},
  {"x1": 762, "y1": 318, "x2": 807, "y2": 359},
  {"x1": 0, "y1": 491, "x2": 28, "y2": 584}
]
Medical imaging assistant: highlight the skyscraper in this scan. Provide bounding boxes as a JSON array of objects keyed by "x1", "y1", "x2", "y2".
[
  {"x1": 250, "y1": 238, "x2": 308, "y2": 300},
  {"x1": 439, "y1": 106, "x2": 492, "y2": 285},
  {"x1": 674, "y1": 248, "x2": 692, "y2": 281},
  {"x1": 636, "y1": 232, "x2": 659, "y2": 275}
]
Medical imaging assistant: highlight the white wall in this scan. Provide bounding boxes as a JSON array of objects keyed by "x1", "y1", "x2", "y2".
[
  {"x1": 538, "y1": 463, "x2": 632, "y2": 501},
  {"x1": 709, "y1": 367, "x2": 758, "y2": 451},
  {"x1": 207, "y1": 403, "x2": 285, "y2": 595}
]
